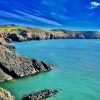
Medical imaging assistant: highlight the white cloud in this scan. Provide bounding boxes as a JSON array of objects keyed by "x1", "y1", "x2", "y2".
[
  {"x1": 0, "y1": 10, "x2": 61, "y2": 26},
  {"x1": 15, "y1": 10, "x2": 62, "y2": 26},
  {"x1": 89, "y1": 1, "x2": 100, "y2": 9},
  {"x1": 0, "y1": 10, "x2": 32, "y2": 21}
]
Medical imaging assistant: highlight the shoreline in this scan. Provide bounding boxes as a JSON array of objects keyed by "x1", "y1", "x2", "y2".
[
  {"x1": 0, "y1": 37, "x2": 59, "y2": 100},
  {"x1": 0, "y1": 25, "x2": 100, "y2": 99},
  {"x1": 0, "y1": 25, "x2": 100, "y2": 44}
]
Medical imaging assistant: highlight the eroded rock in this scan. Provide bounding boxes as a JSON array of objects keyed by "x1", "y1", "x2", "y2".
[
  {"x1": 23, "y1": 89, "x2": 60, "y2": 100},
  {"x1": 0, "y1": 68, "x2": 13, "y2": 82},
  {"x1": 0, "y1": 88, "x2": 14, "y2": 100},
  {"x1": 0, "y1": 44, "x2": 53, "y2": 82}
]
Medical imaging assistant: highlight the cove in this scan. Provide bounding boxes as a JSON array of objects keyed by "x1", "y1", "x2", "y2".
[{"x1": 0, "y1": 39, "x2": 100, "y2": 100}]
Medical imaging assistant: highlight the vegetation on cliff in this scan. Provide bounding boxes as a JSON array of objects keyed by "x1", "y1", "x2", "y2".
[{"x1": 0, "y1": 24, "x2": 100, "y2": 43}]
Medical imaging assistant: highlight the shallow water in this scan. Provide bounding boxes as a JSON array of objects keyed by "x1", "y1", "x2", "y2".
[{"x1": 0, "y1": 39, "x2": 100, "y2": 100}]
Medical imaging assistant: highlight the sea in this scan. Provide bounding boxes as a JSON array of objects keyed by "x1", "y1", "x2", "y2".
[{"x1": 0, "y1": 39, "x2": 100, "y2": 100}]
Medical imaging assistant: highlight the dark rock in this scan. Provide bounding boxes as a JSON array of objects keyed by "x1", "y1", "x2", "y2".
[
  {"x1": 0, "y1": 44, "x2": 53, "y2": 81},
  {"x1": 8, "y1": 34, "x2": 20, "y2": 41},
  {"x1": 75, "y1": 33, "x2": 85, "y2": 39},
  {"x1": 23, "y1": 89, "x2": 60, "y2": 100},
  {"x1": 82, "y1": 31, "x2": 100, "y2": 39},
  {"x1": 1, "y1": 27, "x2": 100, "y2": 43}
]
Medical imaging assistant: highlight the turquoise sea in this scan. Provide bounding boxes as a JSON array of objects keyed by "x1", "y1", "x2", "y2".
[{"x1": 0, "y1": 39, "x2": 100, "y2": 100}]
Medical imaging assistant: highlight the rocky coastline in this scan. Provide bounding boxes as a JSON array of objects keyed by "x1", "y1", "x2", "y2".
[
  {"x1": 0, "y1": 37, "x2": 57, "y2": 100},
  {"x1": 0, "y1": 37, "x2": 53, "y2": 82},
  {"x1": 0, "y1": 88, "x2": 60, "y2": 100},
  {"x1": 0, "y1": 25, "x2": 100, "y2": 43},
  {"x1": 2, "y1": 29, "x2": 100, "y2": 43},
  {"x1": 1, "y1": 24, "x2": 98, "y2": 100}
]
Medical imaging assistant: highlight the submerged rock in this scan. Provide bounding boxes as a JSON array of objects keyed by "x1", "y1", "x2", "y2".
[
  {"x1": 23, "y1": 89, "x2": 60, "y2": 100},
  {"x1": 0, "y1": 88, "x2": 14, "y2": 100}
]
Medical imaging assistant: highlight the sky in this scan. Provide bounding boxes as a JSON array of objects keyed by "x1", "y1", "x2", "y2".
[{"x1": 0, "y1": 0, "x2": 100, "y2": 30}]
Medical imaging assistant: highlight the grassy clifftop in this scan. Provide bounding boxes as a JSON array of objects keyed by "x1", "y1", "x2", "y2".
[
  {"x1": 0, "y1": 24, "x2": 67, "y2": 42},
  {"x1": 0, "y1": 25, "x2": 24, "y2": 31},
  {"x1": 0, "y1": 24, "x2": 100, "y2": 42},
  {"x1": 0, "y1": 24, "x2": 47, "y2": 33}
]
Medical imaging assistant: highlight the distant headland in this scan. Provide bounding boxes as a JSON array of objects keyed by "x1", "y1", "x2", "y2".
[{"x1": 0, "y1": 24, "x2": 100, "y2": 43}]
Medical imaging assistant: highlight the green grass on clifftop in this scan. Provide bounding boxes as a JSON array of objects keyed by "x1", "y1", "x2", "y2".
[
  {"x1": 0, "y1": 25, "x2": 25, "y2": 31},
  {"x1": 0, "y1": 25, "x2": 48, "y2": 33}
]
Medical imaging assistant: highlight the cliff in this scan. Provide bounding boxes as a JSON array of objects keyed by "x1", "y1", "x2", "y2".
[
  {"x1": 0, "y1": 25, "x2": 100, "y2": 43},
  {"x1": 0, "y1": 38, "x2": 53, "y2": 82},
  {"x1": 0, "y1": 37, "x2": 58, "y2": 100},
  {"x1": 0, "y1": 88, "x2": 60, "y2": 100}
]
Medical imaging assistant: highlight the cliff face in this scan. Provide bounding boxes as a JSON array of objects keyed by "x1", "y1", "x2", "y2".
[
  {"x1": 3, "y1": 30, "x2": 100, "y2": 42},
  {"x1": 0, "y1": 25, "x2": 100, "y2": 43},
  {"x1": 0, "y1": 40, "x2": 53, "y2": 82}
]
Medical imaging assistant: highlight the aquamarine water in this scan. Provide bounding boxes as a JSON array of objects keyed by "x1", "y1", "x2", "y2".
[{"x1": 0, "y1": 39, "x2": 100, "y2": 100}]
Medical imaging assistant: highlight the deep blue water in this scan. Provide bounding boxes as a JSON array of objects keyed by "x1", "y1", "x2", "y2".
[{"x1": 0, "y1": 39, "x2": 100, "y2": 100}]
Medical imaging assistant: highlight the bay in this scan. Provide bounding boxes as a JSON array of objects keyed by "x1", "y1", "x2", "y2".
[{"x1": 0, "y1": 39, "x2": 100, "y2": 100}]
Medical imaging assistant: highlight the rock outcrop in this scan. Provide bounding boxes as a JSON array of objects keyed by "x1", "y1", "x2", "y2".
[
  {"x1": 23, "y1": 89, "x2": 60, "y2": 100},
  {"x1": 0, "y1": 88, "x2": 14, "y2": 100},
  {"x1": 0, "y1": 43, "x2": 53, "y2": 82},
  {"x1": 0, "y1": 37, "x2": 15, "y2": 53}
]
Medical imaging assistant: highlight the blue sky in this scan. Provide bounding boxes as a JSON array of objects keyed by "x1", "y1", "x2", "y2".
[{"x1": 0, "y1": 0, "x2": 100, "y2": 30}]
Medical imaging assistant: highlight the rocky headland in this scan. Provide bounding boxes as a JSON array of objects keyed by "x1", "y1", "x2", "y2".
[
  {"x1": 0, "y1": 37, "x2": 53, "y2": 82},
  {"x1": 0, "y1": 24, "x2": 100, "y2": 43}
]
